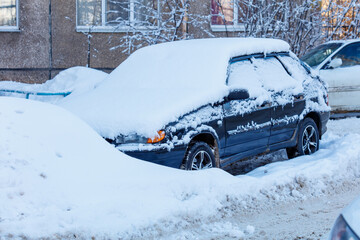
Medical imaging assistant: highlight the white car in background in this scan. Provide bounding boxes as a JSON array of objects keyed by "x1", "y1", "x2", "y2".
[
  {"x1": 329, "y1": 195, "x2": 360, "y2": 240},
  {"x1": 301, "y1": 39, "x2": 360, "y2": 112}
]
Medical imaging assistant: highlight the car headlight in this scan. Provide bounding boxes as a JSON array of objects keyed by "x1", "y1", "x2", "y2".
[
  {"x1": 146, "y1": 130, "x2": 166, "y2": 143},
  {"x1": 329, "y1": 215, "x2": 359, "y2": 240},
  {"x1": 115, "y1": 130, "x2": 165, "y2": 144}
]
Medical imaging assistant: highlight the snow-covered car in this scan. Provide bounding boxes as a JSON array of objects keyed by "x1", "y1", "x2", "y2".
[
  {"x1": 61, "y1": 38, "x2": 330, "y2": 170},
  {"x1": 301, "y1": 39, "x2": 360, "y2": 112},
  {"x1": 329, "y1": 195, "x2": 360, "y2": 240}
]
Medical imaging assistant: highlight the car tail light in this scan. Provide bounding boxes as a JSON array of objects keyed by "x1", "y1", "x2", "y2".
[
  {"x1": 147, "y1": 130, "x2": 166, "y2": 143},
  {"x1": 326, "y1": 94, "x2": 329, "y2": 106}
]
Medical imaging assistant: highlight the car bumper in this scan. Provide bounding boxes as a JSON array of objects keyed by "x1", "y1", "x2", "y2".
[{"x1": 117, "y1": 144, "x2": 187, "y2": 169}]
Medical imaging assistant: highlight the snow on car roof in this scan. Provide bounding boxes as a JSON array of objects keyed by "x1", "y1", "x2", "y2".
[{"x1": 60, "y1": 38, "x2": 290, "y2": 139}]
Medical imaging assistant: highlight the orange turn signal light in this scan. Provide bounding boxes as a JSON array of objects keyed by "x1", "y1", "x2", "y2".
[{"x1": 147, "y1": 130, "x2": 166, "y2": 143}]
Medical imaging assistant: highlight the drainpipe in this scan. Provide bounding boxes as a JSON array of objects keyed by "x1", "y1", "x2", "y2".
[{"x1": 48, "y1": 0, "x2": 53, "y2": 80}]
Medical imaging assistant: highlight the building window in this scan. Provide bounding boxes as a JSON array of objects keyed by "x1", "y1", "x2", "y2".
[
  {"x1": 211, "y1": 0, "x2": 243, "y2": 32},
  {"x1": 0, "y1": 0, "x2": 19, "y2": 31},
  {"x1": 76, "y1": 0, "x2": 160, "y2": 32}
]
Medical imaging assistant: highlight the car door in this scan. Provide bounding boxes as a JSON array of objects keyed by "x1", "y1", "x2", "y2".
[
  {"x1": 319, "y1": 42, "x2": 360, "y2": 111},
  {"x1": 269, "y1": 95, "x2": 305, "y2": 145},
  {"x1": 223, "y1": 58, "x2": 272, "y2": 160},
  {"x1": 268, "y1": 55, "x2": 307, "y2": 145}
]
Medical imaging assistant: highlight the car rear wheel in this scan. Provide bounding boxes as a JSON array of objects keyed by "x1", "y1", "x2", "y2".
[
  {"x1": 185, "y1": 142, "x2": 215, "y2": 170},
  {"x1": 287, "y1": 118, "x2": 319, "y2": 159}
]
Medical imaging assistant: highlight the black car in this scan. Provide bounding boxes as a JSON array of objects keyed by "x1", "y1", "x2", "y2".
[
  {"x1": 63, "y1": 38, "x2": 330, "y2": 170},
  {"x1": 106, "y1": 40, "x2": 330, "y2": 170}
]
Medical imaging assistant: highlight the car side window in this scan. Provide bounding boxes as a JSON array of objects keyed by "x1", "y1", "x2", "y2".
[
  {"x1": 333, "y1": 43, "x2": 360, "y2": 67},
  {"x1": 252, "y1": 57, "x2": 300, "y2": 93},
  {"x1": 227, "y1": 59, "x2": 266, "y2": 98},
  {"x1": 278, "y1": 56, "x2": 311, "y2": 82}
]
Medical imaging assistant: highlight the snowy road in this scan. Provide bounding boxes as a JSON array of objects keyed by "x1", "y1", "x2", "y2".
[
  {"x1": 243, "y1": 180, "x2": 360, "y2": 240},
  {"x1": 157, "y1": 179, "x2": 360, "y2": 240}
]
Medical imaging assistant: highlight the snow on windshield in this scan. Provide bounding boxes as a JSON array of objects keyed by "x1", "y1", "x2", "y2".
[{"x1": 60, "y1": 38, "x2": 290, "y2": 139}]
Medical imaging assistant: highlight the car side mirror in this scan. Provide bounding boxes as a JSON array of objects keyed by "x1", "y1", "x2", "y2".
[
  {"x1": 328, "y1": 58, "x2": 342, "y2": 69},
  {"x1": 228, "y1": 89, "x2": 249, "y2": 101}
]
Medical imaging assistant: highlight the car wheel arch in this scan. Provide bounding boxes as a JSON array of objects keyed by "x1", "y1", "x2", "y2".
[
  {"x1": 303, "y1": 112, "x2": 322, "y2": 139},
  {"x1": 182, "y1": 132, "x2": 221, "y2": 168}
]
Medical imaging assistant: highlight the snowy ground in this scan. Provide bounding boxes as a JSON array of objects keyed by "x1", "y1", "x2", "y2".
[{"x1": 1, "y1": 97, "x2": 360, "y2": 239}]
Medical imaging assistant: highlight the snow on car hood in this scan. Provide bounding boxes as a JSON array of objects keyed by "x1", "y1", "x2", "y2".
[
  {"x1": 342, "y1": 195, "x2": 360, "y2": 235},
  {"x1": 60, "y1": 38, "x2": 290, "y2": 139}
]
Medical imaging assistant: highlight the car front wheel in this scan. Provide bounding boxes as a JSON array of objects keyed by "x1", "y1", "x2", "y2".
[{"x1": 185, "y1": 142, "x2": 215, "y2": 170}]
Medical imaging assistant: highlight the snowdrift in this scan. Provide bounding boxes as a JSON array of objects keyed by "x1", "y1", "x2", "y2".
[
  {"x1": 1, "y1": 97, "x2": 359, "y2": 239},
  {"x1": 0, "y1": 67, "x2": 107, "y2": 103}
]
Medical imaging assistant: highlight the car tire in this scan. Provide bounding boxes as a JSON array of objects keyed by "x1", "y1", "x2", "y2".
[
  {"x1": 287, "y1": 118, "x2": 320, "y2": 159},
  {"x1": 297, "y1": 118, "x2": 319, "y2": 156},
  {"x1": 185, "y1": 142, "x2": 216, "y2": 170}
]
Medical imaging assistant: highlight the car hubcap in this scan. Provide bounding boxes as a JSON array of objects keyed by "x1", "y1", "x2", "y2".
[
  {"x1": 191, "y1": 150, "x2": 213, "y2": 170},
  {"x1": 302, "y1": 125, "x2": 317, "y2": 155}
]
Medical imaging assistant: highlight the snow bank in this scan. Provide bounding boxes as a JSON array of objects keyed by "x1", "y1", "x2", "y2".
[
  {"x1": 1, "y1": 97, "x2": 360, "y2": 239},
  {"x1": 0, "y1": 67, "x2": 107, "y2": 103},
  {"x1": 0, "y1": 97, "x2": 240, "y2": 239},
  {"x1": 60, "y1": 38, "x2": 290, "y2": 139}
]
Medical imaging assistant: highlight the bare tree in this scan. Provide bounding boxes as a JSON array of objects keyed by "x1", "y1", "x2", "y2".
[
  {"x1": 108, "y1": 0, "x2": 209, "y2": 54},
  {"x1": 213, "y1": 0, "x2": 360, "y2": 55},
  {"x1": 322, "y1": 0, "x2": 360, "y2": 41},
  {"x1": 100, "y1": 0, "x2": 360, "y2": 55}
]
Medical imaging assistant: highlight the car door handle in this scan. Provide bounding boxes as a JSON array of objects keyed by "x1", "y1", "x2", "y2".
[
  {"x1": 258, "y1": 102, "x2": 271, "y2": 109},
  {"x1": 293, "y1": 94, "x2": 304, "y2": 101}
]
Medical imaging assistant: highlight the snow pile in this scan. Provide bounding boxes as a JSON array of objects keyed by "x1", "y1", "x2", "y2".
[
  {"x1": 60, "y1": 38, "x2": 290, "y2": 139},
  {"x1": 0, "y1": 97, "x2": 359, "y2": 239},
  {"x1": 0, "y1": 97, "x2": 245, "y2": 239},
  {"x1": 0, "y1": 67, "x2": 107, "y2": 103}
]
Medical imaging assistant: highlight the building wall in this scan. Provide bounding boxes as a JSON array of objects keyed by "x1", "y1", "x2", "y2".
[
  {"x1": 0, "y1": 0, "x2": 130, "y2": 83},
  {"x1": 51, "y1": 0, "x2": 128, "y2": 72},
  {"x1": 0, "y1": 0, "x2": 50, "y2": 83}
]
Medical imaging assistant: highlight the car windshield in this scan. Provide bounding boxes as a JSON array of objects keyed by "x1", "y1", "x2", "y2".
[{"x1": 300, "y1": 43, "x2": 343, "y2": 68}]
